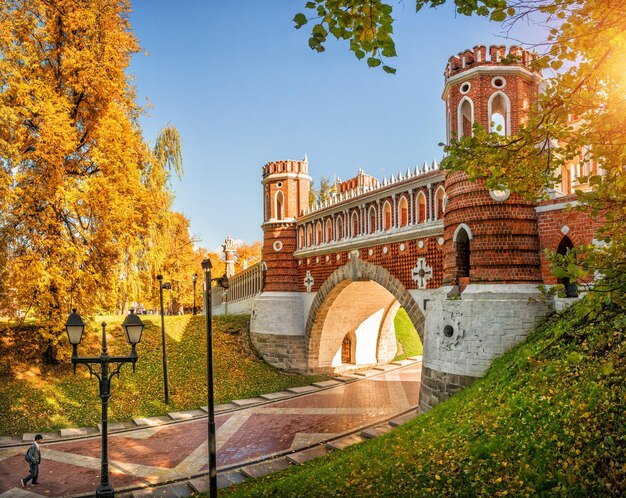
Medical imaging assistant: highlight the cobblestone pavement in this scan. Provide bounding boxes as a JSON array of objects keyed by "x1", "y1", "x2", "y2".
[{"x1": 0, "y1": 362, "x2": 421, "y2": 497}]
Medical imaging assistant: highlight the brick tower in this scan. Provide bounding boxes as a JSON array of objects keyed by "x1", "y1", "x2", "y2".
[
  {"x1": 222, "y1": 235, "x2": 237, "y2": 278},
  {"x1": 420, "y1": 46, "x2": 553, "y2": 412},
  {"x1": 261, "y1": 158, "x2": 311, "y2": 291},
  {"x1": 442, "y1": 45, "x2": 543, "y2": 287}
]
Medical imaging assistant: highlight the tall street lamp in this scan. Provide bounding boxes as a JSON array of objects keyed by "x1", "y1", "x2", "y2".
[
  {"x1": 65, "y1": 309, "x2": 144, "y2": 498},
  {"x1": 157, "y1": 275, "x2": 172, "y2": 404},
  {"x1": 192, "y1": 273, "x2": 198, "y2": 315},
  {"x1": 201, "y1": 259, "x2": 228, "y2": 497}
]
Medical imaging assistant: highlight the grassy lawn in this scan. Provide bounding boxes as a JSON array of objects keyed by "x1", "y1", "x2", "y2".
[
  {"x1": 220, "y1": 300, "x2": 626, "y2": 497},
  {"x1": 0, "y1": 314, "x2": 327, "y2": 436},
  {"x1": 394, "y1": 307, "x2": 423, "y2": 360}
]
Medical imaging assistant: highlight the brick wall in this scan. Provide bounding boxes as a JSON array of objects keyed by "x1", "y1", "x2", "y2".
[
  {"x1": 536, "y1": 196, "x2": 604, "y2": 283},
  {"x1": 294, "y1": 237, "x2": 444, "y2": 292},
  {"x1": 444, "y1": 171, "x2": 541, "y2": 284}
]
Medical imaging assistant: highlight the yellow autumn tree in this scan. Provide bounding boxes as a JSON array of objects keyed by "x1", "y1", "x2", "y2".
[{"x1": 0, "y1": 0, "x2": 184, "y2": 361}]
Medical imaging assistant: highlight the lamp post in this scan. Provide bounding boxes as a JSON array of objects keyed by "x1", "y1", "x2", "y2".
[
  {"x1": 157, "y1": 275, "x2": 172, "y2": 404},
  {"x1": 193, "y1": 273, "x2": 198, "y2": 315},
  {"x1": 201, "y1": 259, "x2": 229, "y2": 497},
  {"x1": 65, "y1": 309, "x2": 144, "y2": 498}
]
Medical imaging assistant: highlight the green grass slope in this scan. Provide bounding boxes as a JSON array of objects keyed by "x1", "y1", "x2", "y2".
[
  {"x1": 0, "y1": 314, "x2": 327, "y2": 436},
  {"x1": 223, "y1": 300, "x2": 626, "y2": 497},
  {"x1": 394, "y1": 307, "x2": 423, "y2": 360}
]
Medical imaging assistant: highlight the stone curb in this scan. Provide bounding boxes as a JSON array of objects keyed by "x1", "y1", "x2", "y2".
[{"x1": 0, "y1": 357, "x2": 422, "y2": 448}]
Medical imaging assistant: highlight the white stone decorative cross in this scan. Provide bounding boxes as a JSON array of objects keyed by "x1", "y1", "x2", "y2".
[
  {"x1": 411, "y1": 258, "x2": 432, "y2": 289},
  {"x1": 304, "y1": 270, "x2": 315, "y2": 292}
]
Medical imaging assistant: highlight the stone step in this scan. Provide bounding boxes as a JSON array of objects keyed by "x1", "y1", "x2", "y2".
[
  {"x1": 231, "y1": 397, "x2": 265, "y2": 407},
  {"x1": 59, "y1": 427, "x2": 98, "y2": 438},
  {"x1": 311, "y1": 379, "x2": 342, "y2": 388},
  {"x1": 372, "y1": 365, "x2": 395, "y2": 372},
  {"x1": 131, "y1": 483, "x2": 194, "y2": 497},
  {"x1": 389, "y1": 411, "x2": 419, "y2": 428},
  {"x1": 189, "y1": 472, "x2": 247, "y2": 492},
  {"x1": 390, "y1": 359, "x2": 414, "y2": 366},
  {"x1": 260, "y1": 391, "x2": 293, "y2": 401},
  {"x1": 286, "y1": 444, "x2": 332, "y2": 464},
  {"x1": 333, "y1": 375, "x2": 358, "y2": 382},
  {"x1": 133, "y1": 416, "x2": 170, "y2": 428},
  {"x1": 352, "y1": 370, "x2": 378, "y2": 377},
  {"x1": 240, "y1": 457, "x2": 292, "y2": 479},
  {"x1": 167, "y1": 409, "x2": 205, "y2": 421},
  {"x1": 326, "y1": 433, "x2": 367, "y2": 451},
  {"x1": 286, "y1": 385, "x2": 319, "y2": 394},
  {"x1": 217, "y1": 471, "x2": 248, "y2": 489},
  {"x1": 361, "y1": 424, "x2": 394, "y2": 439}
]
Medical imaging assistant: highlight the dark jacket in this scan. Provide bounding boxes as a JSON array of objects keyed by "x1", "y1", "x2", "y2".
[{"x1": 26, "y1": 443, "x2": 40, "y2": 464}]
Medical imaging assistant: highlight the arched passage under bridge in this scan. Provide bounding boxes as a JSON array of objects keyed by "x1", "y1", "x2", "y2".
[{"x1": 304, "y1": 256, "x2": 424, "y2": 373}]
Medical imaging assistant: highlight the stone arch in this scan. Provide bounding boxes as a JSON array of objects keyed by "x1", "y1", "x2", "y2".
[
  {"x1": 453, "y1": 223, "x2": 474, "y2": 241},
  {"x1": 305, "y1": 256, "x2": 425, "y2": 371},
  {"x1": 453, "y1": 224, "x2": 472, "y2": 280}
]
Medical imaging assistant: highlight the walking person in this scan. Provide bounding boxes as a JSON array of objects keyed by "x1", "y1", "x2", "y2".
[{"x1": 21, "y1": 434, "x2": 43, "y2": 487}]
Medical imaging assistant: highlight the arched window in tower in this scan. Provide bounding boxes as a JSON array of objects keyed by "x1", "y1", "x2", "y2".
[
  {"x1": 336, "y1": 215, "x2": 344, "y2": 240},
  {"x1": 454, "y1": 224, "x2": 472, "y2": 281},
  {"x1": 316, "y1": 221, "x2": 323, "y2": 245},
  {"x1": 383, "y1": 201, "x2": 392, "y2": 230},
  {"x1": 399, "y1": 196, "x2": 408, "y2": 227},
  {"x1": 368, "y1": 206, "x2": 377, "y2": 234},
  {"x1": 417, "y1": 191, "x2": 427, "y2": 223},
  {"x1": 298, "y1": 227, "x2": 304, "y2": 249},
  {"x1": 488, "y1": 91, "x2": 510, "y2": 136},
  {"x1": 265, "y1": 193, "x2": 270, "y2": 221},
  {"x1": 435, "y1": 187, "x2": 446, "y2": 220},
  {"x1": 457, "y1": 97, "x2": 474, "y2": 138},
  {"x1": 306, "y1": 224, "x2": 313, "y2": 247},
  {"x1": 275, "y1": 190, "x2": 284, "y2": 220},
  {"x1": 351, "y1": 211, "x2": 359, "y2": 237},
  {"x1": 556, "y1": 236, "x2": 575, "y2": 285},
  {"x1": 326, "y1": 218, "x2": 333, "y2": 242}
]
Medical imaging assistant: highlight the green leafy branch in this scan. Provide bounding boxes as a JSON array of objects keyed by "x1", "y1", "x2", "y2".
[{"x1": 294, "y1": 0, "x2": 397, "y2": 73}]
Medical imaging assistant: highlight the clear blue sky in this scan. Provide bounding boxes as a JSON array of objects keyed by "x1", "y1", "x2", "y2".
[{"x1": 129, "y1": 1, "x2": 546, "y2": 251}]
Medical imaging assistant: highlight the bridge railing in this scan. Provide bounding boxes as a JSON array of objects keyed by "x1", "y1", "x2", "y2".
[{"x1": 211, "y1": 261, "x2": 265, "y2": 306}]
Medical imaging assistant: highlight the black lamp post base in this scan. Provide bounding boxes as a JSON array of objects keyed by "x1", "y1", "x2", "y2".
[{"x1": 96, "y1": 484, "x2": 115, "y2": 497}]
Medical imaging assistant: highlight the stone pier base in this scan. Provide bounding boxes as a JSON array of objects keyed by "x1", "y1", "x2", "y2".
[
  {"x1": 250, "y1": 332, "x2": 307, "y2": 372},
  {"x1": 418, "y1": 366, "x2": 477, "y2": 413}
]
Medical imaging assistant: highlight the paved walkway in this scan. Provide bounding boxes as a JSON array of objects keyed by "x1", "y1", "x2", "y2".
[{"x1": 0, "y1": 361, "x2": 421, "y2": 497}]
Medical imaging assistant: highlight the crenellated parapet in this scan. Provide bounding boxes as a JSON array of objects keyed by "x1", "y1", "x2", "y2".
[
  {"x1": 304, "y1": 159, "x2": 441, "y2": 216},
  {"x1": 262, "y1": 158, "x2": 309, "y2": 178},
  {"x1": 444, "y1": 45, "x2": 539, "y2": 81}
]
